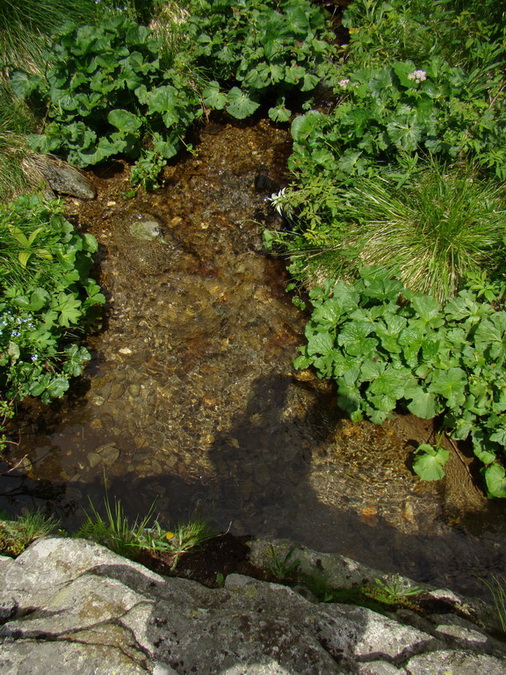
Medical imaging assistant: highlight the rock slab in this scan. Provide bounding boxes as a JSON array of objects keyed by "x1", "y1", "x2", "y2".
[{"x1": 0, "y1": 538, "x2": 504, "y2": 674}]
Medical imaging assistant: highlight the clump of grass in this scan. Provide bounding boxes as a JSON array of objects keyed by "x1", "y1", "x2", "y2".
[
  {"x1": 283, "y1": 162, "x2": 506, "y2": 302},
  {"x1": 76, "y1": 496, "x2": 212, "y2": 569},
  {"x1": 0, "y1": 83, "x2": 40, "y2": 201},
  {"x1": 481, "y1": 576, "x2": 506, "y2": 635},
  {"x1": 76, "y1": 497, "x2": 155, "y2": 558},
  {"x1": 0, "y1": 509, "x2": 60, "y2": 557}
]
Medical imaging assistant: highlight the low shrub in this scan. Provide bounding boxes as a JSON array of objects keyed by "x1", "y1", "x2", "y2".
[
  {"x1": 293, "y1": 267, "x2": 506, "y2": 496},
  {"x1": 186, "y1": 0, "x2": 338, "y2": 122},
  {"x1": 10, "y1": 15, "x2": 202, "y2": 185},
  {"x1": 0, "y1": 195, "x2": 104, "y2": 412}
]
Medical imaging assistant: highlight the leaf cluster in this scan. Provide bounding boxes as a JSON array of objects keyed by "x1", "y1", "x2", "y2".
[
  {"x1": 289, "y1": 55, "x2": 506, "y2": 183},
  {"x1": 11, "y1": 15, "x2": 202, "y2": 185},
  {"x1": 294, "y1": 267, "x2": 506, "y2": 497},
  {"x1": 172, "y1": 0, "x2": 338, "y2": 121},
  {"x1": 0, "y1": 195, "x2": 104, "y2": 406}
]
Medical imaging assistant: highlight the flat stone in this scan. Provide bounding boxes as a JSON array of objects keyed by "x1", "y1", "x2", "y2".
[
  {"x1": 96, "y1": 443, "x2": 120, "y2": 466},
  {"x1": 31, "y1": 155, "x2": 96, "y2": 199}
]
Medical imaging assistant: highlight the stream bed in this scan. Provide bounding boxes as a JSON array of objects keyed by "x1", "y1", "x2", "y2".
[{"x1": 2, "y1": 118, "x2": 506, "y2": 598}]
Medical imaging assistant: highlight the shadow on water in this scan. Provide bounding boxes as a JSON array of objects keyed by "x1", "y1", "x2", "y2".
[
  {"x1": 1, "y1": 118, "x2": 505, "y2": 601},
  {"x1": 2, "y1": 373, "x2": 505, "y2": 600}
]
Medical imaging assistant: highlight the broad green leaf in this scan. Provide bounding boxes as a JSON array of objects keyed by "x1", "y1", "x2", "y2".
[
  {"x1": 363, "y1": 278, "x2": 404, "y2": 301},
  {"x1": 475, "y1": 312, "x2": 506, "y2": 362},
  {"x1": 413, "y1": 444, "x2": 449, "y2": 481},
  {"x1": 366, "y1": 392, "x2": 397, "y2": 413},
  {"x1": 293, "y1": 354, "x2": 311, "y2": 370},
  {"x1": 337, "y1": 369, "x2": 362, "y2": 412},
  {"x1": 143, "y1": 85, "x2": 178, "y2": 114},
  {"x1": 51, "y1": 292, "x2": 82, "y2": 327},
  {"x1": 306, "y1": 331, "x2": 334, "y2": 356},
  {"x1": 291, "y1": 111, "x2": 323, "y2": 141},
  {"x1": 405, "y1": 387, "x2": 439, "y2": 419},
  {"x1": 30, "y1": 288, "x2": 50, "y2": 311},
  {"x1": 484, "y1": 464, "x2": 506, "y2": 498},
  {"x1": 47, "y1": 376, "x2": 70, "y2": 398},
  {"x1": 203, "y1": 82, "x2": 227, "y2": 110},
  {"x1": 490, "y1": 428, "x2": 506, "y2": 447},
  {"x1": 338, "y1": 321, "x2": 377, "y2": 356},
  {"x1": 360, "y1": 359, "x2": 386, "y2": 382},
  {"x1": 225, "y1": 88, "x2": 260, "y2": 120},
  {"x1": 376, "y1": 313, "x2": 407, "y2": 353},
  {"x1": 312, "y1": 298, "x2": 346, "y2": 327},
  {"x1": 368, "y1": 365, "x2": 408, "y2": 398},
  {"x1": 269, "y1": 104, "x2": 291, "y2": 123},
  {"x1": 301, "y1": 73, "x2": 320, "y2": 92},
  {"x1": 429, "y1": 367, "x2": 467, "y2": 408},
  {"x1": 398, "y1": 323, "x2": 425, "y2": 366},
  {"x1": 410, "y1": 295, "x2": 441, "y2": 322},
  {"x1": 108, "y1": 109, "x2": 143, "y2": 134}
]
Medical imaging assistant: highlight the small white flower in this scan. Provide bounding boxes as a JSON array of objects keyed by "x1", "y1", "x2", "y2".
[
  {"x1": 338, "y1": 78, "x2": 351, "y2": 88},
  {"x1": 407, "y1": 69, "x2": 427, "y2": 83},
  {"x1": 270, "y1": 188, "x2": 287, "y2": 216}
]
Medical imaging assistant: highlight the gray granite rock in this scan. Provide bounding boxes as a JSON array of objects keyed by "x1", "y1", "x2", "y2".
[
  {"x1": 0, "y1": 538, "x2": 504, "y2": 675},
  {"x1": 29, "y1": 154, "x2": 96, "y2": 199}
]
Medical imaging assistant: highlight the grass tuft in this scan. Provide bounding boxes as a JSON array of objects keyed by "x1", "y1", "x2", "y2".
[{"x1": 281, "y1": 161, "x2": 506, "y2": 302}]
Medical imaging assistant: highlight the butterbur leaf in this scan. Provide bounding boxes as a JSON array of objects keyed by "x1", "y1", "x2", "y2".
[
  {"x1": 225, "y1": 88, "x2": 260, "y2": 119},
  {"x1": 47, "y1": 377, "x2": 70, "y2": 398},
  {"x1": 484, "y1": 464, "x2": 506, "y2": 498},
  {"x1": 269, "y1": 104, "x2": 292, "y2": 123},
  {"x1": 406, "y1": 387, "x2": 439, "y2": 419},
  {"x1": 306, "y1": 331, "x2": 334, "y2": 356},
  {"x1": 291, "y1": 111, "x2": 322, "y2": 141},
  {"x1": 413, "y1": 444, "x2": 449, "y2": 481},
  {"x1": 203, "y1": 82, "x2": 227, "y2": 110},
  {"x1": 108, "y1": 109, "x2": 143, "y2": 134}
]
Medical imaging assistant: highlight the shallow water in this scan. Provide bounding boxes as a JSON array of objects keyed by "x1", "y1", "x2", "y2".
[{"x1": 3, "y1": 119, "x2": 505, "y2": 598}]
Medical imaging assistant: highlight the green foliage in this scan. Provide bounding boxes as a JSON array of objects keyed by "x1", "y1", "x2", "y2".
[
  {"x1": 294, "y1": 267, "x2": 506, "y2": 496},
  {"x1": 266, "y1": 544, "x2": 301, "y2": 579},
  {"x1": 0, "y1": 509, "x2": 60, "y2": 557},
  {"x1": 12, "y1": 16, "x2": 201, "y2": 186},
  {"x1": 185, "y1": 0, "x2": 338, "y2": 121},
  {"x1": 0, "y1": 0, "x2": 162, "y2": 71},
  {"x1": 341, "y1": 0, "x2": 506, "y2": 71},
  {"x1": 289, "y1": 55, "x2": 506, "y2": 182},
  {"x1": 0, "y1": 195, "x2": 104, "y2": 408},
  {"x1": 77, "y1": 496, "x2": 212, "y2": 569},
  {"x1": 270, "y1": 163, "x2": 506, "y2": 302},
  {"x1": 480, "y1": 576, "x2": 506, "y2": 635},
  {"x1": 412, "y1": 443, "x2": 450, "y2": 481}
]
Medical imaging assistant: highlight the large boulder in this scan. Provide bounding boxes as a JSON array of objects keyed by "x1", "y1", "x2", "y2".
[{"x1": 0, "y1": 538, "x2": 504, "y2": 674}]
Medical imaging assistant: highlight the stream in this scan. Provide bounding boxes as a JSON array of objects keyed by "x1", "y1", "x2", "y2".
[{"x1": 2, "y1": 118, "x2": 506, "y2": 599}]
